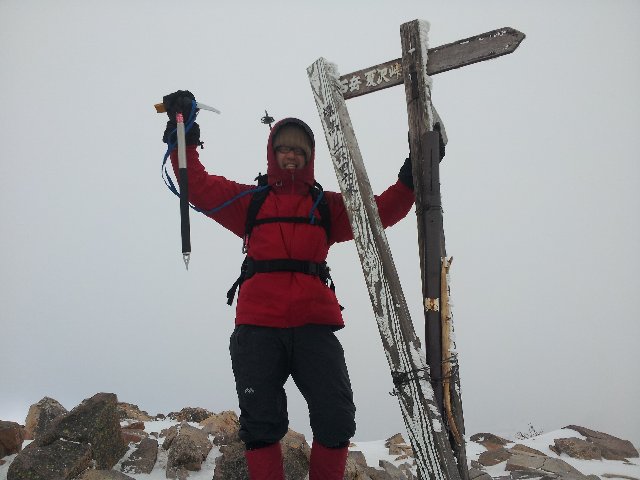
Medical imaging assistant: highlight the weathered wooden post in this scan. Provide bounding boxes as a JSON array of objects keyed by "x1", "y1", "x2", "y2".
[
  {"x1": 400, "y1": 20, "x2": 461, "y2": 475},
  {"x1": 308, "y1": 57, "x2": 462, "y2": 480},
  {"x1": 308, "y1": 21, "x2": 524, "y2": 480}
]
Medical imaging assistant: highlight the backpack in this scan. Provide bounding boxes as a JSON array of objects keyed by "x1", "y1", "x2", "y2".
[{"x1": 226, "y1": 174, "x2": 337, "y2": 306}]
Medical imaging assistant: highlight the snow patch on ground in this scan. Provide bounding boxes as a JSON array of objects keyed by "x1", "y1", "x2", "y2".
[
  {"x1": 2, "y1": 425, "x2": 639, "y2": 480},
  {"x1": 466, "y1": 428, "x2": 640, "y2": 480}
]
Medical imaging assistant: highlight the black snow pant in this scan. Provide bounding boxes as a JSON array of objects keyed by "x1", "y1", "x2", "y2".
[{"x1": 229, "y1": 324, "x2": 356, "y2": 449}]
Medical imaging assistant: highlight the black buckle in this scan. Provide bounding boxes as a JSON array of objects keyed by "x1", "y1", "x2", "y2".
[{"x1": 244, "y1": 257, "x2": 254, "y2": 278}]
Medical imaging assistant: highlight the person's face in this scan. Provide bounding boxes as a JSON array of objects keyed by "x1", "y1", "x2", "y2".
[{"x1": 275, "y1": 146, "x2": 307, "y2": 170}]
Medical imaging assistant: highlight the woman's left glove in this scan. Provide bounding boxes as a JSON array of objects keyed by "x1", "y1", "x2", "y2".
[
  {"x1": 161, "y1": 90, "x2": 201, "y2": 146},
  {"x1": 398, "y1": 124, "x2": 446, "y2": 189},
  {"x1": 398, "y1": 157, "x2": 413, "y2": 190},
  {"x1": 434, "y1": 123, "x2": 445, "y2": 160}
]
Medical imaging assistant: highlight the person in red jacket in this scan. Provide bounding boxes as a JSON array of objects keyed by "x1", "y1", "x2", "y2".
[{"x1": 162, "y1": 91, "x2": 417, "y2": 480}]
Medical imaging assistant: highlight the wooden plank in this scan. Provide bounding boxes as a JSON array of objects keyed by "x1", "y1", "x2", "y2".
[
  {"x1": 440, "y1": 257, "x2": 464, "y2": 446},
  {"x1": 420, "y1": 132, "x2": 445, "y2": 413},
  {"x1": 308, "y1": 56, "x2": 461, "y2": 480},
  {"x1": 340, "y1": 27, "x2": 525, "y2": 99},
  {"x1": 400, "y1": 19, "x2": 469, "y2": 480}
]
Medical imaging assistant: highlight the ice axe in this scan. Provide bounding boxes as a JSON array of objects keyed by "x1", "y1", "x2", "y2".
[
  {"x1": 155, "y1": 101, "x2": 221, "y2": 115},
  {"x1": 155, "y1": 98, "x2": 221, "y2": 270}
]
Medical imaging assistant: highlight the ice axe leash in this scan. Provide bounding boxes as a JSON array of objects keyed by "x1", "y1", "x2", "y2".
[{"x1": 156, "y1": 98, "x2": 221, "y2": 270}]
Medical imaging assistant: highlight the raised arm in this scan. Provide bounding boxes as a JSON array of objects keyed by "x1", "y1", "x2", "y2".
[
  {"x1": 325, "y1": 158, "x2": 416, "y2": 244},
  {"x1": 163, "y1": 90, "x2": 251, "y2": 238}
]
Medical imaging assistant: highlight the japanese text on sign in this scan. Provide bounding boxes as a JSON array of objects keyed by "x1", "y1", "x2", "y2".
[{"x1": 338, "y1": 62, "x2": 403, "y2": 95}]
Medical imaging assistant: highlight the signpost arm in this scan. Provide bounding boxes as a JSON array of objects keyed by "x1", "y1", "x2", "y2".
[{"x1": 340, "y1": 27, "x2": 525, "y2": 100}]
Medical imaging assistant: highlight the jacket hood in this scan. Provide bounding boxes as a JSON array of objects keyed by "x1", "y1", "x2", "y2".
[{"x1": 267, "y1": 118, "x2": 315, "y2": 192}]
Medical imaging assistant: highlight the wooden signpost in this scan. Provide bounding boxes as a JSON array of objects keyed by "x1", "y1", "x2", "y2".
[{"x1": 308, "y1": 20, "x2": 524, "y2": 480}]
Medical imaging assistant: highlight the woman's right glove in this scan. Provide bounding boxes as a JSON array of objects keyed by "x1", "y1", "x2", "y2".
[{"x1": 162, "y1": 90, "x2": 202, "y2": 146}]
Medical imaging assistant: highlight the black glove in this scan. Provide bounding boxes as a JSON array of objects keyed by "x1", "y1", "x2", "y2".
[
  {"x1": 434, "y1": 123, "x2": 445, "y2": 160},
  {"x1": 162, "y1": 90, "x2": 201, "y2": 146},
  {"x1": 398, "y1": 157, "x2": 413, "y2": 190},
  {"x1": 399, "y1": 124, "x2": 446, "y2": 189}
]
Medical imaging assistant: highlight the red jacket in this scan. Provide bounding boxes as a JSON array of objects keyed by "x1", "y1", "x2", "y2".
[{"x1": 171, "y1": 118, "x2": 414, "y2": 329}]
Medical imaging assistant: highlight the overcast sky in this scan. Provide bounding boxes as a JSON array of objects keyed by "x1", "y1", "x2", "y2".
[{"x1": 1, "y1": 0, "x2": 638, "y2": 447}]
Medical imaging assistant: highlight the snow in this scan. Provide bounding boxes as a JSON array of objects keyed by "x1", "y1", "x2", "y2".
[
  {"x1": 1, "y1": 423, "x2": 638, "y2": 479},
  {"x1": 464, "y1": 428, "x2": 640, "y2": 480}
]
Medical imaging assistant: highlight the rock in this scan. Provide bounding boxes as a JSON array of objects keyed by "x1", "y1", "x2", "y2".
[
  {"x1": 365, "y1": 466, "x2": 395, "y2": 480},
  {"x1": 478, "y1": 447, "x2": 512, "y2": 466},
  {"x1": 470, "y1": 433, "x2": 511, "y2": 451},
  {"x1": 121, "y1": 428, "x2": 147, "y2": 444},
  {"x1": 398, "y1": 462, "x2": 417, "y2": 480},
  {"x1": 24, "y1": 397, "x2": 67, "y2": 440},
  {"x1": 213, "y1": 429, "x2": 310, "y2": 480},
  {"x1": 122, "y1": 421, "x2": 145, "y2": 430},
  {"x1": 117, "y1": 402, "x2": 154, "y2": 422},
  {"x1": 120, "y1": 437, "x2": 158, "y2": 474},
  {"x1": 378, "y1": 459, "x2": 404, "y2": 479},
  {"x1": 213, "y1": 441, "x2": 248, "y2": 480},
  {"x1": 506, "y1": 452, "x2": 585, "y2": 478},
  {"x1": 384, "y1": 433, "x2": 413, "y2": 458},
  {"x1": 11, "y1": 392, "x2": 128, "y2": 476},
  {"x1": 200, "y1": 410, "x2": 240, "y2": 445},
  {"x1": 511, "y1": 444, "x2": 548, "y2": 456},
  {"x1": 78, "y1": 471, "x2": 136, "y2": 480},
  {"x1": 0, "y1": 421, "x2": 25, "y2": 458},
  {"x1": 7, "y1": 438, "x2": 92, "y2": 480},
  {"x1": 344, "y1": 452, "x2": 373, "y2": 479},
  {"x1": 550, "y1": 437, "x2": 602, "y2": 460},
  {"x1": 565, "y1": 425, "x2": 639, "y2": 460},
  {"x1": 505, "y1": 453, "x2": 548, "y2": 472},
  {"x1": 385, "y1": 433, "x2": 406, "y2": 448},
  {"x1": 509, "y1": 469, "x2": 557, "y2": 479},
  {"x1": 166, "y1": 423, "x2": 212, "y2": 479},
  {"x1": 168, "y1": 407, "x2": 214, "y2": 423},
  {"x1": 162, "y1": 425, "x2": 179, "y2": 450},
  {"x1": 34, "y1": 392, "x2": 127, "y2": 469},
  {"x1": 349, "y1": 450, "x2": 369, "y2": 468},
  {"x1": 281, "y1": 429, "x2": 311, "y2": 479},
  {"x1": 537, "y1": 457, "x2": 585, "y2": 478},
  {"x1": 469, "y1": 467, "x2": 493, "y2": 480}
]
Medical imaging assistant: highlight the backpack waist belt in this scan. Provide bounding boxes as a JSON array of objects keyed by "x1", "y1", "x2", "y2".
[
  {"x1": 226, "y1": 257, "x2": 335, "y2": 306},
  {"x1": 246, "y1": 258, "x2": 330, "y2": 278}
]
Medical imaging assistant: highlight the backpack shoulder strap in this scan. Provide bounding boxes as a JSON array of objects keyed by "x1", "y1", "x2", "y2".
[
  {"x1": 245, "y1": 174, "x2": 271, "y2": 238},
  {"x1": 310, "y1": 181, "x2": 331, "y2": 241},
  {"x1": 244, "y1": 175, "x2": 332, "y2": 251}
]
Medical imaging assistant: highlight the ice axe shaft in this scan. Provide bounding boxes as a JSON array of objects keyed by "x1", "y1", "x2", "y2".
[{"x1": 176, "y1": 113, "x2": 191, "y2": 270}]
